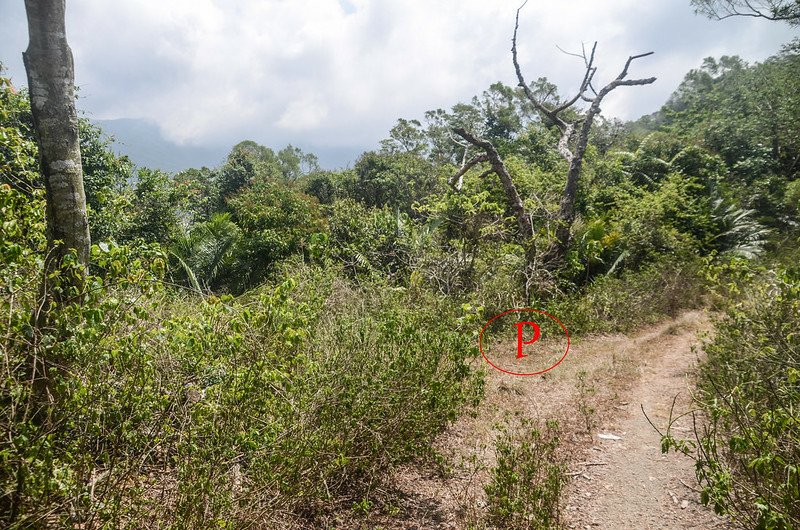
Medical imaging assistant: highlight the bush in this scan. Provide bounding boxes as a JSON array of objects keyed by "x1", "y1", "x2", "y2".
[
  {"x1": 552, "y1": 257, "x2": 707, "y2": 335},
  {"x1": 658, "y1": 257, "x2": 799, "y2": 529},
  {"x1": 485, "y1": 419, "x2": 566, "y2": 530},
  {"x1": 669, "y1": 265, "x2": 799, "y2": 529},
  {"x1": 326, "y1": 198, "x2": 415, "y2": 282},
  {"x1": 0, "y1": 184, "x2": 483, "y2": 527}
]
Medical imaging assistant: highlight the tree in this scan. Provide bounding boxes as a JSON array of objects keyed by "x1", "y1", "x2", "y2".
[
  {"x1": 661, "y1": 47, "x2": 800, "y2": 223},
  {"x1": 450, "y1": 4, "x2": 656, "y2": 270},
  {"x1": 691, "y1": 0, "x2": 800, "y2": 24},
  {"x1": 277, "y1": 144, "x2": 319, "y2": 181},
  {"x1": 125, "y1": 168, "x2": 181, "y2": 245},
  {"x1": 380, "y1": 118, "x2": 428, "y2": 156},
  {"x1": 226, "y1": 179, "x2": 324, "y2": 292},
  {"x1": 23, "y1": 0, "x2": 91, "y2": 293}
]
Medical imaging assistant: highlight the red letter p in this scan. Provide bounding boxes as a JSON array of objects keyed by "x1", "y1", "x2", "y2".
[{"x1": 516, "y1": 321, "x2": 541, "y2": 358}]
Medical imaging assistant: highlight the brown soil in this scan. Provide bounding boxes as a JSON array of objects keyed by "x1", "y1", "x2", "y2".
[{"x1": 320, "y1": 310, "x2": 732, "y2": 529}]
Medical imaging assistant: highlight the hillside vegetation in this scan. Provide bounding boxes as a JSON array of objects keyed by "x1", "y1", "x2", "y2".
[{"x1": 1, "y1": 31, "x2": 798, "y2": 530}]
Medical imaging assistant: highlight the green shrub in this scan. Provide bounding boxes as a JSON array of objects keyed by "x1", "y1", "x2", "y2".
[
  {"x1": 662, "y1": 262, "x2": 799, "y2": 529},
  {"x1": 0, "y1": 182, "x2": 483, "y2": 527},
  {"x1": 326, "y1": 198, "x2": 415, "y2": 282},
  {"x1": 485, "y1": 419, "x2": 566, "y2": 530},
  {"x1": 552, "y1": 257, "x2": 707, "y2": 335}
]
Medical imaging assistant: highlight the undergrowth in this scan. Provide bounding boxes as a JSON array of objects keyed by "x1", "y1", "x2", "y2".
[
  {"x1": 484, "y1": 418, "x2": 566, "y2": 530},
  {"x1": 660, "y1": 257, "x2": 800, "y2": 529},
  {"x1": 0, "y1": 185, "x2": 484, "y2": 528}
]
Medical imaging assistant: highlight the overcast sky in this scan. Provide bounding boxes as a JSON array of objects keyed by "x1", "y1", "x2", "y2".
[{"x1": 1, "y1": 0, "x2": 797, "y2": 166}]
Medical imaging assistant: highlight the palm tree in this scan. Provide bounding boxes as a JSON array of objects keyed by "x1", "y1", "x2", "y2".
[
  {"x1": 171, "y1": 213, "x2": 240, "y2": 292},
  {"x1": 710, "y1": 198, "x2": 770, "y2": 258}
]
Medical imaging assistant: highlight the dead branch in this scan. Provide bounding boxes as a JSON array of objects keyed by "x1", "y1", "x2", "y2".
[
  {"x1": 451, "y1": 127, "x2": 533, "y2": 239},
  {"x1": 448, "y1": 153, "x2": 489, "y2": 190}
]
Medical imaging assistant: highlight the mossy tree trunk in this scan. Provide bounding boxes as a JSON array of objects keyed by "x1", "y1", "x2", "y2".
[{"x1": 23, "y1": 0, "x2": 90, "y2": 300}]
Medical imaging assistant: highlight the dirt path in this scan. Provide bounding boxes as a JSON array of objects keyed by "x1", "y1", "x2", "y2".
[
  {"x1": 562, "y1": 312, "x2": 729, "y2": 530},
  {"x1": 323, "y1": 310, "x2": 732, "y2": 529}
]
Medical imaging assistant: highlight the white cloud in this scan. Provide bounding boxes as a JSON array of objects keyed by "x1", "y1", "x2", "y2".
[
  {"x1": 0, "y1": 0, "x2": 796, "y2": 162},
  {"x1": 277, "y1": 92, "x2": 330, "y2": 131}
]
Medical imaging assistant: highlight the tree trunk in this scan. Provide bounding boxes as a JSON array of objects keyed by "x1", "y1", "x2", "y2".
[
  {"x1": 23, "y1": 0, "x2": 90, "y2": 295},
  {"x1": 546, "y1": 106, "x2": 601, "y2": 266}
]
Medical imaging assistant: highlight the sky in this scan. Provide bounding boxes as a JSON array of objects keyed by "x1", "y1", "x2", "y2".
[{"x1": 1, "y1": 0, "x2": 797, "y2": 168}]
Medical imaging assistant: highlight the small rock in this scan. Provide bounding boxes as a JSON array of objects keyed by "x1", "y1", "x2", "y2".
[
  {"x1": 681, "y1": 500, "x2": 689, "y2": 509},
  {"x1": 668, "y1": 490, "x2": 679, "y2": 504},
  {"x1": 598, "y1": 433, "x2": 622, "y2": 440}
]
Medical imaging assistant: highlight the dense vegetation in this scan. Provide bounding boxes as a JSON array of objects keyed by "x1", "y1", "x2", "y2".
[{"x1": 1, "y1": 23, "x2": 798, "y2": 530}]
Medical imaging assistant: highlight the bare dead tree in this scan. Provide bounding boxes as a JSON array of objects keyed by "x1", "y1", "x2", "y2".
[
  {"x1": 511, "y1": 4, "x2": 655, "y2": 267},
  {"x1": 449, "y1": 5, "x2": 656, "y2": 276},
  {"x1": 23, "y1": 0, "x2": 90, "y2": 302},
  {"x1": 691, "y1": 0, "x2": 800, "y2": 24}
]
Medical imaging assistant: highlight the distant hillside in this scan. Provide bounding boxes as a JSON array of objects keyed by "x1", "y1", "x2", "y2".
[
  {"x1": 92, "y1": 118, "x2": 227, "y2": 173},
  {"x1": 92, "y1": 118, "x2": 360, "y2": 172}
]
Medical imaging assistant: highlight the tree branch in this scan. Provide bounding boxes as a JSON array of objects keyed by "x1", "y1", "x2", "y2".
[
  {"x1": 692, "y1": 0, "x2": 800, "y2": 23},
  {"x1": 449, "y1": 153, "x2": 489, "y2": 190},
  {"x1": 451, "y1": 127, "x2": 534, "y2": 239},
  {"x1": 554, "y1": 42, "x2": 597, "y2": 113},
  {"x1": 512, "y1": 5, "x2": 565, "y2": 129}
]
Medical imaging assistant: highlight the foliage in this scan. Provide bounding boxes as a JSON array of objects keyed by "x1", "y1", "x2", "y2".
[
  {"x1": 662, "y1": 46, "x2": 800, "y2": 225},
  {"x1": 709, "y1": 198, "x2": 770, "y2": 258},
  {"x1": 78, "y1": 120, "x2": 135, "y2": 241},
  {"x1": 661, "y1": 259, "x2": 800, "y2": 529},
  {"x1": 484, "y1": 419, "x2": 566, "y2": 530},
  {"x1": 217, "y1": 140, "x2": 279, "y2": 202},
  {"x1": 0, "y1": 73, "x2": 38, "y2": 193},
  {"x1": 553, "y1": 257, "x2": 708, "y2": 335},
  {"x1": 123, "y1": 168, "x2": 182, "y2": 245},
  {"x1": 0, "y1": 182, "x2": 482, "y2": 527},
  {"x1": 348, "y1": 150, "x2": 438, "y2": 213},
  {"x1": 226, "y1": 179, "x2": 325, "y2": 292},
  {"x1": 326, "y1": 198, "x2": 415, "y2": 281},
  {"x1": 170, "y1": 212, "x2": 240, "y2": 291}
]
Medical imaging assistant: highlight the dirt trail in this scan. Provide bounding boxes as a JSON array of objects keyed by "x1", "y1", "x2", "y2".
[
  {"x1": 325, "y1": 311, "x2": 731, "y2": 529},
  {"x1": 562, "y1": 312, "x2": 729, "y2": 530}
]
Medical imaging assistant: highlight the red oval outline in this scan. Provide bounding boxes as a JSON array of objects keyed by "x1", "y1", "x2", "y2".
[{"x1": 479, "y1": 308, "x2": 570, "y2": 376}]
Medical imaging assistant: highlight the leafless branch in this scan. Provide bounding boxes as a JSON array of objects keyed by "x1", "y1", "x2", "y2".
[
  {"x1": 554, "y1": 43, "x2": 597, "y2": 114},
  {"x1": 449, "y1": 153, "x2": 489, "y2": 190},
  {"x1": 451, "y1": 127, "x2": 534, "y2": 239},
  {"x1": 555, "y1": 44, "x2": 585, "y2": 60},
  {"x1": 512, "y1": 5, "x2": 565, "y2": 129}
]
